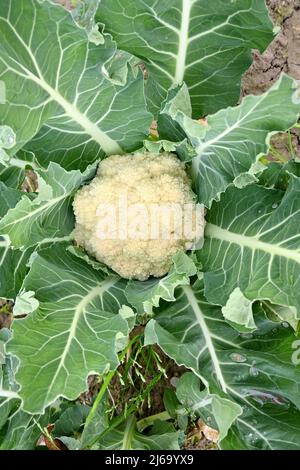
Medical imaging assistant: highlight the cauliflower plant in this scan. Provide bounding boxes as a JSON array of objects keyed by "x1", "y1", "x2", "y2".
[{"x1": 73, "y1": 152, "x2": 204, "y2": 280}]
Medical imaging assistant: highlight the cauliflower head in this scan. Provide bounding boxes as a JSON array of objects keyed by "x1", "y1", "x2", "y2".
[{"x1": 73, "y1": 152, "x2": 204, "y2": 281}]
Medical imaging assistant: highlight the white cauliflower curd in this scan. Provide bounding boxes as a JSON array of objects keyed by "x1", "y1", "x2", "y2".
[{"x1": 73, "y1": 152, "x2": 204, "y2": 280}]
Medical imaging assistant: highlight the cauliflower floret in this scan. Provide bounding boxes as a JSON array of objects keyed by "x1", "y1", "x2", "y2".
[{"x1": 73, "y1": 152, "x2": 204, "y2": 280}]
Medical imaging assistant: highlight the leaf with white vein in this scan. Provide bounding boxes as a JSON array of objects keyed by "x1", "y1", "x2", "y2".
[
  {"x1": 0, "y1": 405, "x2": 50, "y2": 450},
  {"x1": 0, "y1": 351, "x2": 19, "y2": 432},
  {"x1": 0, "y1": 182, "x2": 23, "y2": 218},
  {"x1": 7, "y1": 244, "x2": 131, "y2": 413},
  {"x1": 191, "y1": 74, "x2": 300, "y2": 207},
  {"x1": 97, "y1": 416, "x2": 180, "y2": 450},
  {"x1": 0, "y1": 236, "x2": 32, "y2": 300},
  {"x1": 0, "y1": 163, "x2": 24, "y2": 189},
  {"x1": 96, "y1": 0, "x2": 273, "y2": 117},
  {"x1": 0, "y1": 162, "x2": 94, "y2": 248},
  {"x1": 0, "y1": 0, "x2": 152, "y2": 170},
  {"x1": 158, "y1": 74, "x2": 300, "y2": 207},
  {"x1": 0, "y1": 182, "x2": 33, "y2": 299},
  {"x1": 199, "y1": 175, "x2": 300, "y2": 313},
  {"x1": 125, "y1": 251, "x2": 197, "y2": 314},
  {"x1": 145, "y1": 279, "x2": 300, "y2": 449},
  {"x1": 0, "y1": 345, "x2": 50, "y2": 450}
]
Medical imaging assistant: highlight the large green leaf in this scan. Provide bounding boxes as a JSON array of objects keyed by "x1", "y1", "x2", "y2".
[
  {"x1": 97, "y1": 0, "x2": 273, "y2": 117},
  {"x1": 158, "y1": 74, "x2": 300, "y2": 207},
  {"x1": 8, "y1": 244, "x2": 131, "y2": 413},
  {"x1": 199, "y1": 175, "x2": 300, "y2": 313},
  {"x1": 144, "y1": 280, "x2": 300, "y2": 449},
  {"x1": 0, "y1": 183, "x2": 32, "y2": 299},
  {"x1": 0, "y1": 337, "x2": 48, "y2": 450},
  {"x1": 0, "y1": 0, "x2": 152, "y2": 170},
  {"x1": 80, "y1": 398, "x2": 108, "y2": 449},
  {"x1": 0, "y1": 236, "x2": 32, "y2": 299},
  {"x1": 98, "y1": 416, "x2": 180, "y2": 450},
  {"x1": 259, "y1": 161, "x2": 300, "y2": 190},
  {"x1": 0, "y1": 163, "x2": 24, "y2": 189},
  {"x1": 125, "y1": 251, "x2": 197, "y2": 314},
  {"x1": 0, "y1": 162, "x2": 94, "y2": 248},
  {"x1": 175, "y1": 372, "x2": 242, "y2": 442},
  {"x1": 68, "y1": 0, "x2": 103, "y2": 45},
  {"x1": 0, "y1": 182, "x2": 23, "y2": 218},
  {"x1": 0, "y1": 406, "x2": 50, "y2": 450},
  {"x1": 53, "y1": 403, "x2": 90, "y2": 438},
  {"x1": 0, "y1": 353, "x2": 19, "y2": 432}
]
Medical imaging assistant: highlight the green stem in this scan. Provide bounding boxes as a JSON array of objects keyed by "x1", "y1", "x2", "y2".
[
  {"x1": 84, "y1": 370, "x2": 115, "y2": 427},
  {"x1": 121, "y1": 415, "x2": 136, "y2": 450},
  {"x1": 137, "y1": 411, "x2": 171, "y2": 432},
  {"x1": 85, "y1": 372, "x2": 164, "y2": 448},
  {"x1": 86, "y1": 401, "x2": 137, "y2": 448},
  {"x1": 83, "y1": 335, "x2": 139, "y2": 444},
  {"x1": 287, "y1": 130, "x2": 295, "y2": 159}
]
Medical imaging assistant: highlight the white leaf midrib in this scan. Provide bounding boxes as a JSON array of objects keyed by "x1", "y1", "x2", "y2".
[
  {"x1": 173, "y1": 3, "x2": 252, "y2": 85},
  {"x1": 206, "y1": 223, "x2": 300, "y2": 263},
  {"x1": 0, "y1": 389, "x2": 19, "y2": 399},
  {"x1": 174, "y1": 0, "x2": 193, "y2": 83},
  {"x1": 182, "y1": 285, "x2": 227, "y2": 393},
  {"x1": 24, "y1": 68, "x2": 123, "y2": 155},
  {"x1": 200, "y1": 89, "x2": 272, "y2": 152},
  {"x1": 46, "y1": 278, "x2": 118, "y2": 400},
  {"x1": 0, "y1": 190, "x2": 72, "y2": 230},
  {"x1": 1, "y1": 13, "x2": 122, "y2": 155}
]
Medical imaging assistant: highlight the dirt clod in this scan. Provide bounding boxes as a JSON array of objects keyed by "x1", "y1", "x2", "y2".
[
  {"x1": 242, "y1": 0, "x2": 300, "y2": 162},
  {"x1": 242, "y1": 0, "x2": 300, "y2": 97}
]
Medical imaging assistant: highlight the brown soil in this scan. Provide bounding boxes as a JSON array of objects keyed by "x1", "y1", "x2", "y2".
[
  {"x1": 242, "y1": 0, "x2": 300, "y2": 161},
  {"x1": 242, "y1": 0, "x2": 300, "y2": 95},
  {"x1": 0, "y1": 300, "x2": 12, "y2": 330},
  {"x1": 21, "y1": 170, "x2": 38, "y2": 193},
  {"x1": 108, "y1": 334, "x2": 187, "y2": 419},
  {"x1": 79, "y1": 327, "x2": 187, "y2": 417}
]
